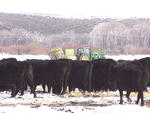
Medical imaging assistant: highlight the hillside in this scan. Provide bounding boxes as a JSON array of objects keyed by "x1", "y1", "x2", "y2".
[
  {"x1": 0, "y1": 13, "x2": 149, "y2": 34},
  {"x1": 0, "y1": 13, "x2": 103, "y2": 34},
  {"x1": 0, "y1": 13, "x2": 150, "y2": 55}
]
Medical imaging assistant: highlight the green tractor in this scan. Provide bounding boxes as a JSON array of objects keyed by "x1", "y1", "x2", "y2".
[
  {"x1": 90, "y1": 50, "x2": 106, "y2": 60},
  {"x1": 48, "y1": 47, "x2": 106, "y2": 60},
  {"x1": 76, "y1": 48, "x2": 90, "y2": 60},
  {"x1": 76, "y1": 47, "x2": 106, "y2": 60}
]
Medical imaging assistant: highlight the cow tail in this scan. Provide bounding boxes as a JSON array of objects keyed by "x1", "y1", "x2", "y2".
[{"x1": 25, "y1": 62, "x2": 37, "y2": 97}]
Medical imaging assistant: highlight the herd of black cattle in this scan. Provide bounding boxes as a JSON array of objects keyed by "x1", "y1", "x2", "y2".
[{"x1": 0, "y1": 57, "x2": 150, "y2": 106}]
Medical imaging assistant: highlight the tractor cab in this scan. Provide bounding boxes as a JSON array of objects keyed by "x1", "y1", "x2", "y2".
[
  {"x1": 48, "y1": 47, "x2": 106, "y2": 60},
  {"x1": 76, "y1": 47, "x2": 106, "y2": 60},
  {"x1": 76, "y1": 48, "x2": 90, "y2": 60}
]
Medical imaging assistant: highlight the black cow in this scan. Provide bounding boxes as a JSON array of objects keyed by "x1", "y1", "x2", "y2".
[
  {"x1": 27, "y1": 59, "x2": 51, "y2": 92},
  {"x1": 45, "y1": 59, "x2": 71, "y2": 95},
  {"x1": 0, "y1": 58, "x2": 36, "y2": 98},
  {"x1": 91, "y1": 59, "x2": 117, "y2": 92},
  {"x1": 116, "y1": 59, "x2": 133, "y2": 101},
  {"x1": 112, "y1": 57, "x2": 150, "y2": 106},
  {"x1": 68, "y1": 60, "x2": 93, "y2": 92},
  {"x1": 54, "y1": 59, "x2": 72, "y2": 94},
  {"x1": 28, "y1": 59, "x2": 71, "y2": 95}
]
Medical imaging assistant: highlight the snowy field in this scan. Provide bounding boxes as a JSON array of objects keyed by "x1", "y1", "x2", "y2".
[
  {"x1": 0, "y1": 53, "x2": 150, "y2": 113},
  {"x1": 1, "y1": 53, "x2": 150, "y2": 61},
  {"x1": 0, "y1": 89, "x2": 150, "y2": 113}
]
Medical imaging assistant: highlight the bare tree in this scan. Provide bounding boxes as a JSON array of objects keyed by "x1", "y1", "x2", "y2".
[{"x1": 89, "y1": 22, "x2": 126, "y2": 52}]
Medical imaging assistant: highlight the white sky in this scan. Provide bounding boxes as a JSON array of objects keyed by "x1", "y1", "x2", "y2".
[{"x1": 0, "y1": 0, "x2": 150, "y2": 18}]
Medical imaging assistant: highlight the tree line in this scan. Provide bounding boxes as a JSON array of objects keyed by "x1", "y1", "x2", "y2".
[{"x1": 90, "y1": 21, "x2": 150, "y2": 54}]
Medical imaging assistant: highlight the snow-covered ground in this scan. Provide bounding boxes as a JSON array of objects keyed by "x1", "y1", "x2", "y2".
[
  {"x1": 0, "y1": 89, "x2": 150, "y2": 113},
  {"x1": 0, "y1": 53, "x2": 150, "y2": 113}
]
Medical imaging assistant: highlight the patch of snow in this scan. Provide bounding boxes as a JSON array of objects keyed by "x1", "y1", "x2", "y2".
[
  {"x1": 94, "y1": 105, "x2": 150, "y2": 113},
  {"x1": 0, "y1": 53, "x2": 50, "y2": 61},
  {"x1": 0, "y1": 104, "x2": 149, "y2": 113},
  {"x1": 106, "y1": 54, "x2": 150, "y2": 61},
  {"x1": 0, "y1": 105, "x2": 64, "y2": 113}
]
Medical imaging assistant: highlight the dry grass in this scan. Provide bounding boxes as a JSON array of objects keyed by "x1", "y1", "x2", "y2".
[
  {"x1": 68, "y1": 91, "x2": 118, "y2": 97},
  {"x1": 129, "y1": 92, "x2": 150, "y2": 97},
  {"x1": 68, "y1": 91, "x2": 150, "y2": 98}
]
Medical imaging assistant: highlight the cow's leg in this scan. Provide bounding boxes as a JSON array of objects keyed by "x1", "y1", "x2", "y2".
[
  {"x1": 20, "y1": 82, "x2": 27, "y2": 96},
  {"x1": 68, "y1": 85, "x2": 73, "y2": 92},
  {"x1": 61, "y1": 84, "x2": 67, "y2": 95},
  {"x1": 11, "y1": 85, "x2": 19, "y2": 97},
  {"x1": 47, "y1": 83, "x2": 52, "y2": 93},
  {"x1": 140, "y1": 91, "x2": 144, "y2": 106},
  {"x1": 52, "y1": 84, "x2": 61, "y2": 95},
  {"x1": 72, "y1": 86, "x2": 76, "y2": 92},
  {"x1": 20, "y1": 89, "x2": 24, "y2": 96},
  {"x1": 61, "y1": 78, "x2": 68, "y2": 95},
  {"x1": 11, "y1": 85, "x2": 17, "y2": 97},
  {"x1": 119, "y1": 90, "x2": 123, "y2": 104},
  {"x1": 136, "y1": 91, "x2": 140, "y2": 105},
  {"x1": 126, "y1": 91, "x2": 132, "y2": 102},
  {"x1": 68, "y1": 87, "x2": 71, "y2": 92},
  {"x1": 27, "y1": 81, "x2": 37, "y2": 98},
  {"x1": 136, "y1": 91, "x2": 144, "y2": 106},
  {"x1": 42, "y1": 83, "x2": 46, "y2": 92},
  {"x1": 26, "y1": 73, "x2": 37, "y2": 97}
]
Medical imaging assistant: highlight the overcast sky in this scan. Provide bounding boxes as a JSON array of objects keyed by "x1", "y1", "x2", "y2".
[{"x1": 0, "y1": 0, "x2": 150, "y2": 18}]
